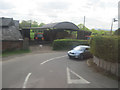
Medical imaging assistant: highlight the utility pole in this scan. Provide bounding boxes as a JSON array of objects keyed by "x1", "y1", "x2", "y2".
[
  {"x1": 83, "y1": 16, "x2": 85, "y2": 39},
  {"x1": 110, "y1": 18, "x2": 118, "y2": 35},
  {"x1": 83, "y1": 16, "x2": 85, "y2": 31},
  {"x1": 30, "y1": 20, "x2": 32, "y2": 28},
  {"x1": 110, "y1": 19, "x2": 114, "y2": 35}
]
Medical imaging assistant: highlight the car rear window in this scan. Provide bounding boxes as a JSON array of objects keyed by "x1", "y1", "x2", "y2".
[{"x1": 73, "y1": 46, "x2": 84, "y2": 51}]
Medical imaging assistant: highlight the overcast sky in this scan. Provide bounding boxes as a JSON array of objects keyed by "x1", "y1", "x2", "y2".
[{"x1": 0, "y1": 0, "x2": 119, "y2": 30}]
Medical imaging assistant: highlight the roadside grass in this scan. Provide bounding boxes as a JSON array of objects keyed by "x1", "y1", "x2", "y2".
[
  {"x1": 2, "y1": 49, "x2": 31, "y2": 57},
  {"x1": 88, "y1": 58, "x2": 119, "y2": 80}
]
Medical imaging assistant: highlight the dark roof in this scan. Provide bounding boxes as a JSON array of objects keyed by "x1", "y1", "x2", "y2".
[
  {"x1": 1, "y1": 17, "x2": 23, "y2": 40},
  {"x1": 0, "y1": 17, "x2": 14, "y2": 27},
  {"x1": 41, "y1": 22, "x2": 79, "y2": 31}
]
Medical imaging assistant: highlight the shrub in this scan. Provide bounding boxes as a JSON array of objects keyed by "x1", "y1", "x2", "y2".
[
  {"x1": 90, "y1": 36, "x2": 119, "y2": 63},
  {"x1": 114, "y1": 28, "x2": 120, "y2": 36},
  {"x1": 53, "y1": 39, "x2": 89, "y2": 50}
]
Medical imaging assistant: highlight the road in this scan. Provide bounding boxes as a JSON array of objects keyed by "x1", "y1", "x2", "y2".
[{"x1": 2, "y1": 51, "x2": 118, "y2": 88}]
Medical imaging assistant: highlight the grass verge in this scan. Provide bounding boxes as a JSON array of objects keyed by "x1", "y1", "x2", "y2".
[
  {"x1": 87, "y1": 58, "x2": 119, "y2": 80},
  {"x1": 2, "y1": 49, "x2": 31, "y2": 57}
]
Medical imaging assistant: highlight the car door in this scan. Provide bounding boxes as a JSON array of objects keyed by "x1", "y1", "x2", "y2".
[{"x1": 84, "y1": 48, "x2": 90, "y2": 58}]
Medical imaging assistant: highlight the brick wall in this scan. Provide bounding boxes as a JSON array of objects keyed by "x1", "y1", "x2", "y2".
[{"x1": 2, "y1": 40, "x2": 23, "y2": 51}]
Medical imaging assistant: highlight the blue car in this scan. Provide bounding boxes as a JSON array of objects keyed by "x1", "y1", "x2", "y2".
[{"x1": 67, "y1": 45, "x2": 92, "y2": 60}]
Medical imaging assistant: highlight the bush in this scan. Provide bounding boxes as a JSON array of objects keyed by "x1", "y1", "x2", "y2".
[
  {"x1": 90, "y1": 36, "x2": 119, "y2": 63},
  {"x1": 114, "y1": 28, "x2": 120, "y2": 36},
  {"x1": 53, "y1": 39, "x2": 89, "y2": 50}
]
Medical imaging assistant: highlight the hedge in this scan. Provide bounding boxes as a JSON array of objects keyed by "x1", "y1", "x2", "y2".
[
  {"x1": 53, "y1": 39, "x2": 89, "y2": 50},
  {"x1": 90, "y1": 36, "x2": 119, "y2": 63},
  {"x1": 114, "y1": 28, "x2": 120, "y2": 36}
]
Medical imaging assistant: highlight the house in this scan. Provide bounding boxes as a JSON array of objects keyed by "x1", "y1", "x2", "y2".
[{"x1": 0, "y1": 17, "x2": 23, "y2": 51}]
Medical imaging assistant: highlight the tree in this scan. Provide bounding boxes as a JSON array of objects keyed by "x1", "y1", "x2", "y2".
[
  {"x1": 20, "y1": 20, "x2": 40, "y2": 28},
  {"x1": 77, "y1": 24, "x2": 90, "y2": 31},
  {"x1": 19, "y1": 20, "x2": 31, "y2": 28},
  {"x1": 39, "y1": 23, "x2": 45, "y2": 27},
  {"x1": 114, "y1": 28, "x2": 120, "y2": 35},
  {"x1": 78, "y1": 24, "x2": 83, "y2": 30},
  {"x1": 31, "y1": 21, "x2": 39, "y2": 27},
  {"x1": 90, "y1": 28, "x2": 110, "y2": 35}
]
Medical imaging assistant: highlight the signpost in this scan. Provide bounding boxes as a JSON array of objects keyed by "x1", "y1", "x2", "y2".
[{"x1": 110, "y1": 18, "x2": 118, "y2": 35}]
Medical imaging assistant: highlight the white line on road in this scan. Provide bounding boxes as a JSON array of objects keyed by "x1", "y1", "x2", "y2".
[
  {"x1": 67, "y1": 67, "x2": 90, "y2": 84},
  {"x1": 67, "y1": 67, "x2": 72, "y2": 84},
  {"x1": 40, "y1": 55, "x2": 67, "y2": 65},
  {"x1": 23, "y1": 73, "x2": 32, "y2": 88}
]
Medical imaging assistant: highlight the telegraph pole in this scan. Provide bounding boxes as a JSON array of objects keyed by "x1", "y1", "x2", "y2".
[
  {"x1": 83, "y1": 16, "x2": 85, "y2": 39},
  {"x1": 83, "y1": 16, "x2": 85, "y2": 31},
  {"x1": 30, "y1": 20, "x2": 32, "y2": 28},
  {"x1": 110, "y1": 18, "x2": 118, "y2": 35},
  {"x1": 110, "y1": 19, "x2": 114, "y2": 35}
]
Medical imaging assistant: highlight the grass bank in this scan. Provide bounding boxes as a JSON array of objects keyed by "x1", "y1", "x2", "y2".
[{"x1": 2, "y1": 49, "x2": 31, "y2": 57}]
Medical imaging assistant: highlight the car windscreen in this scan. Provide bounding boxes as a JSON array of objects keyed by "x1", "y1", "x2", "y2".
[{"x1": 73, "y1": 46, "x2": 85, "y2": 51}]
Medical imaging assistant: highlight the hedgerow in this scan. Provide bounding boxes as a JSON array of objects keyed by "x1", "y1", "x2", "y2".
[
  {"x1": 53, "y1": 39, "x2": 89, "y2": 50},
  {"x1": 90, "y1": 36, "x2": 119, "y2": 63}
]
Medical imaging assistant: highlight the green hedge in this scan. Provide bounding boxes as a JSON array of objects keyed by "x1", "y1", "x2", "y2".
[
  {"x1": 90, "y1": 36, "x2": 119, "y2": 63},
  {"x1": 114, "y1": 28, "x2": 120, "y2": 36},
  {"x1": 53, "y1": 39, "x2": 89, "y2": 50}
]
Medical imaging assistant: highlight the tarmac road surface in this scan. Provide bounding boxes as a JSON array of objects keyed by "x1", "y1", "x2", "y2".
[{"x1": 2, "y1": 51, "x2": 118, "y2": 88}]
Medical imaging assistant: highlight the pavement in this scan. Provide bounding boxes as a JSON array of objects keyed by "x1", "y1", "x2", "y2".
[{"x1": 2, "y1": 51, "x2": 118, "y2": 88}]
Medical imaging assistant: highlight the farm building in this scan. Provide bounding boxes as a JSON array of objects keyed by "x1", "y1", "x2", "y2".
[
  {"x1": 41, "y1": 22, "x2": 79, "y2": 41},
  {"x1": 41, "y1": 22, "x2": 91, "y2": 40},
  {"x1": 22, "y1": 21, "x2": 91, "y2": 41},
  {"x1": 41, "y1": 21, "x2": 79, "y2": 30}
]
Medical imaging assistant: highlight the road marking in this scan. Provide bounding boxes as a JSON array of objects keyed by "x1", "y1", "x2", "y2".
[
  {"x1": 40, "y1": 55, "x2": 67, "y2": 65},
  {"x1": 23, "y1": 73, "x2": 32, "y2": 88},
  {"x1": 67, "y1": 67, "x2": 90, "y2": 84}
]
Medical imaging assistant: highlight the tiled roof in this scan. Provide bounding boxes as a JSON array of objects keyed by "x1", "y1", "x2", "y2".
[
  {"x1": 0, "y1": 17, "x2": 23, "y2": 40},
  {"x1": 0, "y1": 17, "x2": 13, "y2": 27}
]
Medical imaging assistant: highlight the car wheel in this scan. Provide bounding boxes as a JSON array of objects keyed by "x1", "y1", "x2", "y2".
[
  {"x1": 79, "y1": 54, "x2": 84, "y2": 60},
  {"x1": 69, "y1": 56, "x2": 72, "y2": 59}
]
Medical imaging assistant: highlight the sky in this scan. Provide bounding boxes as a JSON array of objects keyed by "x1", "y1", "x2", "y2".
[
  {"x1": 0, "y1": 0, "x2": 119, "y2": 30},
  {"x1": 118, "y1": 1, "x2": 120, "y2": 28}
]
